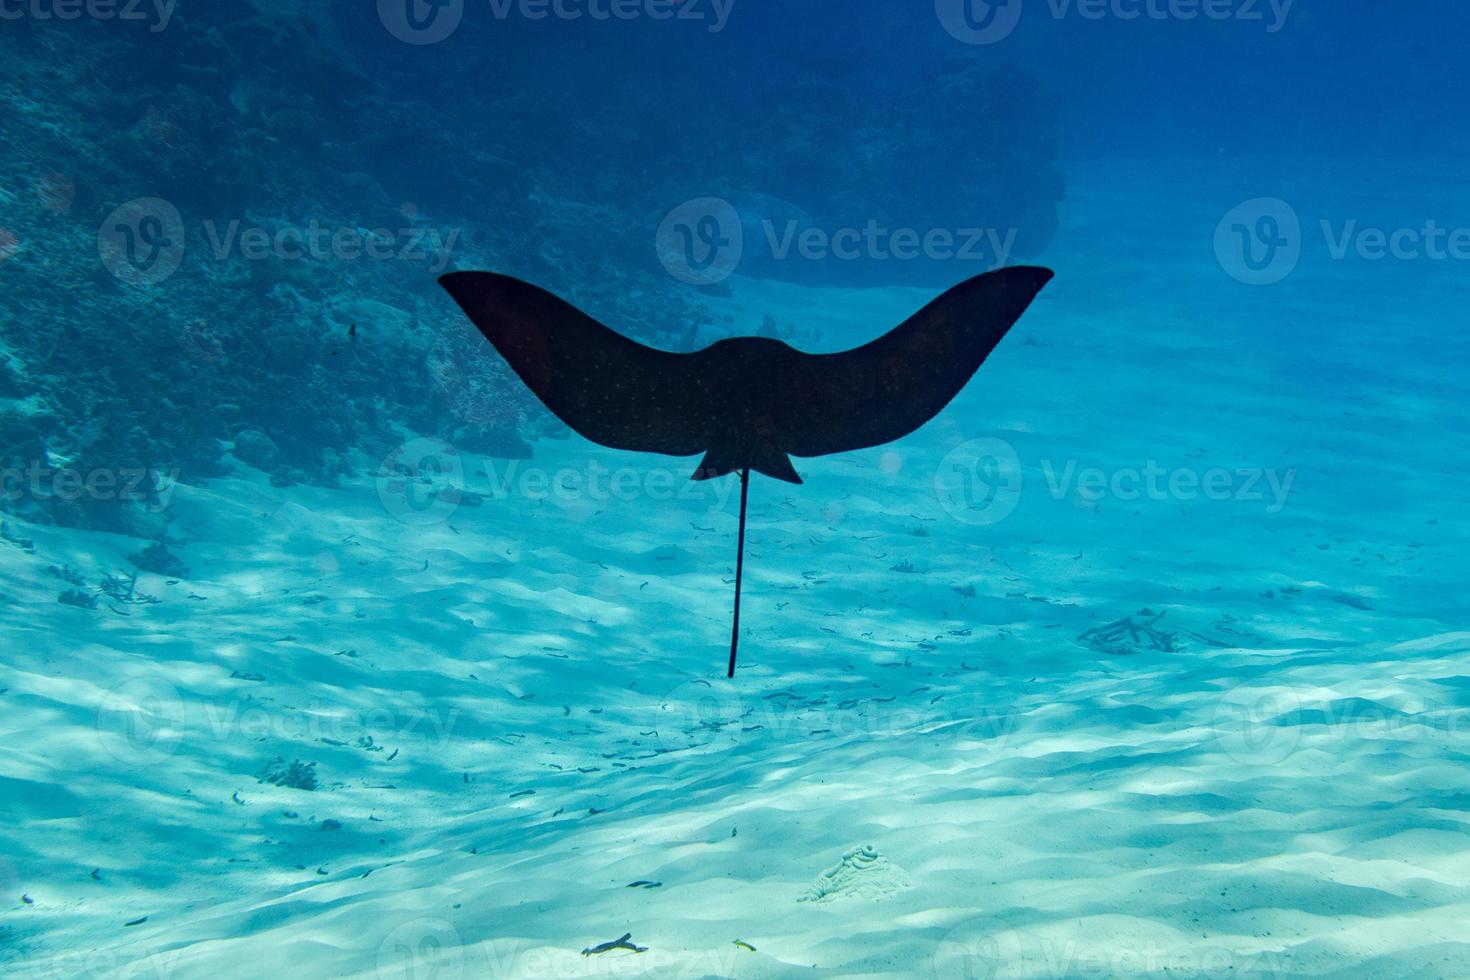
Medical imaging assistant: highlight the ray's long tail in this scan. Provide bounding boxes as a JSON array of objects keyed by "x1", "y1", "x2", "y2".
[{"x1": 727, "y1": 467, "x2": 750, "y2": 678}]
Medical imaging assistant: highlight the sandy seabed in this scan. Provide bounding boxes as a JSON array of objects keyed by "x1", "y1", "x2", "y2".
[{"x1": 3, "y1": 160, "x2": 1469, "y2": 978}]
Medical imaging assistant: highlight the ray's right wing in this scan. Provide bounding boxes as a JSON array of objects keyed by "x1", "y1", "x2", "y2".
[
  {"x1": 780, "y1": 266, "x2": 1054, "y2": 458},
  {"x1": 439, "y1": 272, "x2": 714, "y2": 457}
]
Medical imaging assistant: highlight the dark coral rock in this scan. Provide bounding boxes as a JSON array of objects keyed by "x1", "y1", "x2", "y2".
[
  {"x1": 261, "y1": 760, "x2": 318, "y2": 792},
  {"x1": 232, "y1": 429, "x2": 284, "y2": 473}
]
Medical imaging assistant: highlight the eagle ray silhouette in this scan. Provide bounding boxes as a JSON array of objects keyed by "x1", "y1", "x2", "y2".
[{"x1": 440, "y1": 266, "x2": 1054, "y2": 676}]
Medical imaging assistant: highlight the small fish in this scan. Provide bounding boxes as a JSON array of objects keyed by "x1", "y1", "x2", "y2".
[{"x1": 328, "y1": 323, "x2": 357, "y2": 357}]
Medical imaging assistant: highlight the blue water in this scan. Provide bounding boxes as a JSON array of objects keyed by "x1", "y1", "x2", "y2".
[{"x1": 2, "y1": 2, "x2": 1468, "y2": 977}]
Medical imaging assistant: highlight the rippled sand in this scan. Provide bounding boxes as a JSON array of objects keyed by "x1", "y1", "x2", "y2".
[{"x1": 3, "y1": 163, "x2": 1468, "y2": 978}]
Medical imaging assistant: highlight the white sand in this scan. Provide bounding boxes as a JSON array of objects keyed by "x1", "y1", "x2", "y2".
[{"x1": 2, "y1": 160, "x2": 1468, "y2": 978}]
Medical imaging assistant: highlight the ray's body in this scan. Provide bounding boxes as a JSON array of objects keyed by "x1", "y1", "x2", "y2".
[{"x1": 440, "y1": 266, "x2": 1054, "y2": 675}]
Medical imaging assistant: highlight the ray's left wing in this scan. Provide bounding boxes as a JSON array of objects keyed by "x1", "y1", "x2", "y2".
[{"x1": 439, "y1": 272, "x2": 715, "y2": 457}]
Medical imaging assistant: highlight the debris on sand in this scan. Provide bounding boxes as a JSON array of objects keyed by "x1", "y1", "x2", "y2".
[
  {"x1": 582, "y1": 932, "x2": 647, "y2": 956},
  {"x1": 261, "y1": 759, "x2": 318, "y2": 791},
  {"x1": 1077, "y1": 609, "x2": 1180, "y2": 656},
  {"x1": 798, "y1": 845, "x2": 909, "y2": 903}
]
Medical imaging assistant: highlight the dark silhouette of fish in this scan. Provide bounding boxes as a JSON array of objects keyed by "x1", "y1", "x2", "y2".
[{"x1": 439, "y1": 266, "x2": 1054, "y2": 676}]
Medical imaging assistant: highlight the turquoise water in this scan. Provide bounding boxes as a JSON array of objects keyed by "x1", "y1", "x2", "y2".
[{"x1": 2, "y1": 4, "x2": 1468, "y2": 978}]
